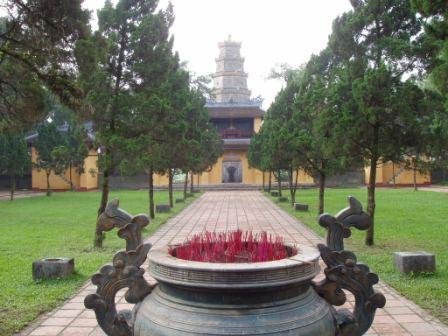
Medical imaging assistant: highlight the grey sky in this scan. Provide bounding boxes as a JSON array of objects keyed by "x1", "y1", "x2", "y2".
[{"x1": 84, "y1": 0, "x2": 353, "y2": 109}]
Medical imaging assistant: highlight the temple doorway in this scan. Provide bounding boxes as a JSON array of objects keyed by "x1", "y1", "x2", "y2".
[{"x1": 222, "y1": 161, "x2": 242, "y2": 183}]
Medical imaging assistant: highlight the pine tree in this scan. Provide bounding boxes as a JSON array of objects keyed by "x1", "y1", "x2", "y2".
[
  {"x1": 0, "y1": 60, "x2": 47, "y2": 132},
  {"x1": 412, "y1": 0, "x2": 448, "y2": 98},
  {"x1": 0, "y1": 1, "x2": 90, "y2": 130}
]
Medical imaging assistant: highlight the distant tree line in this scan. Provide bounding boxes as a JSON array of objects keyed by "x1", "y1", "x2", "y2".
[
  {"x1": 0, "y1": 0, "x2": 222, "y2": 247},
  {"x1": 248, "y1": 0, "x2": 448, "y2": 246}
]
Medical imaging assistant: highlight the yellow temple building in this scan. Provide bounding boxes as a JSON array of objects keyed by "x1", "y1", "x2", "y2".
[
  {"x1": 196, "y1": 38, "x2": 266, "y2": 185},
  {"x1": 153, "y1": 37, "x2": 275, "y2": 187},
  {"x1": 192, "y1": 37, "x2": 314, "y2": 186}
]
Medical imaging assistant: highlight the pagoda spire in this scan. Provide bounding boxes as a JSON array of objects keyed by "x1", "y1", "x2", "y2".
[{"x1": 212, "y1": 38, "x2": 251, "y2": 103}]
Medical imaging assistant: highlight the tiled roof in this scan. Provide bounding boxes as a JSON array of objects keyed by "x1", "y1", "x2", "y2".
[
  {"x1": 207, "y1": 105, "x2": 265, "y2": 119},
  {"x1": 223, "y1": 138, "x2": 251, "y2": 149},
  {"x1": 25, "y1": 121, "x2": 95, "y2": 143}
]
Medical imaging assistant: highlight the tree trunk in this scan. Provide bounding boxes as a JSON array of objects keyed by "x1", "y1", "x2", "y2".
[
  {"x1": 293, "y1": 168, "x2": 299, "y2": 205},
  {"x1": 148, "y1": 167, "x2": 155, "y2": 219},
  {"x1": 413, "y1": 162, "x2": 418, "y2": 191},
  {"x1": 46, "y1": 170, "x2": 51, "y2": 196},
  {"x1": 95, "y1": 167, "x2": 110, "y2": 247},
  {"x1": 97, "y1": 168, "x2": 109, "y2": 216},
  {"x1": 288, "y1": 167, "x2": 295, "y2": 206},
  {"x1": 262, "y1": 171, "x2": 265, "y2": 190},
  {"x1": 10, "y1": 174, "x2": 15, "y2": 201},
  {"x1": 277, "y1": 169, "x2": 282, "y2": 196},
  {"x1": 268, "y1": 171, "x2": 272, "y2": 192},
  {"x1": 392, "y1": 162, "x2": 396, "y2": 188},
  {"x1": 168, "y1": 169, "x2": 174, "y2": 208},
  {"x1": 69, "y1": 163, "x2": 73, "y2": 191},
  {"x1": 318, "y1": 173, "x2": 326, "y2": 215},
  {"x1": 190, "y1": 172, "x2": 194, "y2": 193},
  {"x1": 365, "y1": 157, "x2": 378, "y2": 246},
  {"x1": 183, "y1": 171, "x2": 189, "y2": 199}
]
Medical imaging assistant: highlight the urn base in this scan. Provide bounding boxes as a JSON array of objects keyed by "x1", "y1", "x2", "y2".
[{"x1": 133, "y1": 285, "x2": 336, "y2": 336}]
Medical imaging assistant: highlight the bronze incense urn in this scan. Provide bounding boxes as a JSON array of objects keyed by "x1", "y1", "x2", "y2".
[{"x1": 85, "y1": 197, "x2": 385, "y2": 335}]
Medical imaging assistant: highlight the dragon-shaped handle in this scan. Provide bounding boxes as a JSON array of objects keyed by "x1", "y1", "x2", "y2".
[
  {"x1": 314, "y1": 196, "x2": 386, "y2": 335},
  {"x1": 319, "y1": 196, "x2": 371, "y2": 252},
  {"x1": 314, "y1": 245, "x2": 386, "y2": 335},
  {"x1": 85, "y1": 200, "x2": 154, "y2": 336}
]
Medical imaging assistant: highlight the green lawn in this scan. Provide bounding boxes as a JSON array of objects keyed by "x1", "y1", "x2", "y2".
[
  {"x1": 0, "y1": 190, "x2": 195, "y2": 336},
  {"x1": 268, "y1": 187, "x2": 448, "y2": 324}
]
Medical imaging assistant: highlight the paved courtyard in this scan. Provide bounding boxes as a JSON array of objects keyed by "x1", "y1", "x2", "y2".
[{"x1": 18, "y1": 191, "x2": 448, "y2": 336}]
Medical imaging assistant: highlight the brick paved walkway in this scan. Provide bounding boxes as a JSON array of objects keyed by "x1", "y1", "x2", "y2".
[
  {"x1": 18, "y1": 191, "x2": 448, "y2": 336},
  {"x1": 419, "y1": 186, "x2": 448, "y2": 193}
]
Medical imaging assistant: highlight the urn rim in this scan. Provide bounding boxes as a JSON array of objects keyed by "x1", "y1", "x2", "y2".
[{"x1": 147, "y1": 245, "x2": 321, "y2": 289}]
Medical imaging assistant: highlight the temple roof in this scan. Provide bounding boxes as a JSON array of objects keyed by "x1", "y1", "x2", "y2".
[
  {"x1": 206, "y1": 100, "x2": 265, "y2": 119},
  {"x1": 208, "y1": 38, "x2": 265, "y2": 119},
  {"x1": 25, "y1": 121, "x2": 95, "y2": 144},
  {"x1": 223, "y1": 138, "x2": 251, "y2": 150}
]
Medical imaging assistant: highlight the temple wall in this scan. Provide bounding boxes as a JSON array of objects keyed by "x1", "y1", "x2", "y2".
[
  {"x1": 32, "y1": 147, "x2": 98, "y2": 191},
  {"x1": 364, "y1": 161, "x2": 431, "y2": 186},
  {"x1": 295, "y1": 170, "x2": 315, "y2": 184},
  {"x1": 395, "y1": 169, "x2": 430, "y2": 185},
  {"x1": 79, "y1": 149, "x2": 99, "y2": 190},
  {"x1": 254, "y1": 117, "x2": 263, "y2": 133},
  {"x1": 208, "y1": 156, "x2": 224, "y2": 184},
  {"x1": 154, "y1": 173, "x2": 170, "y2": 186},
  {"x1": 174, "y1": 149, "x2": 314, "y2": 186}
]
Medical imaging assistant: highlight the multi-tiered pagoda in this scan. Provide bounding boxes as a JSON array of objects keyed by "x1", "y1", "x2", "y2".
[{"x1": 198, "y1": 37, "x2": 266, "y2": 185}]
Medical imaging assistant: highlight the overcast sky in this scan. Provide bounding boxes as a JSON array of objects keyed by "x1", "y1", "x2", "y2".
[{"x1": 83, "y1": 0, "x2": 353, "y2": 109}]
